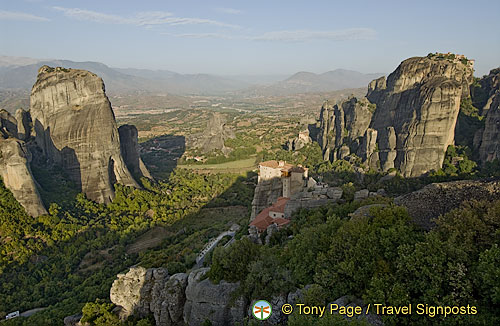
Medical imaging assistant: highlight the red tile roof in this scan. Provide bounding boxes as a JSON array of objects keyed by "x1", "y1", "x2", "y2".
[
  {"x1": 259, "y1": 160, "x2": 293, "y2": 169},
  {"x1": 250, "y1": 197, "x2": 290, "y2": 232},
  {"x1": 269, "y1": 197, "x2": 289, "y2": 214}
]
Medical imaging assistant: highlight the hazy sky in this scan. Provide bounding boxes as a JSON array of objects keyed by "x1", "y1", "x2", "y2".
[{"x1": 1, "y1": 0, "x2": 499, "y2": 75}]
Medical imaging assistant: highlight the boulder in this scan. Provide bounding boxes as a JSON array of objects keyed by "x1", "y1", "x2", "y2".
[
  {"x1": 354, "y1": 189, "x2": 369, "y2": 201},
  {"x1": 287, "y1": 285, "x2": 312, "y2": 305},
  {"x1": 264, "y1": 223, "x2": 279, "y2": 244},
  {"x1": 152, "y1": 273, "x2": 188, "y2": 326},
  {"x1": 110, "y1": 266, "x2": 153, "y2": 319},
  {"x1": 350, "y1": 204, "x2": 388, "y2": 220},
  {"x1": 251, "y1": 177, "x2": 283, "y2": 219},
  {"x1": 63, "y1": 314, "x2": 82, "y2": 326},
  {"x1": 326, "y1": 187, "x2": 343, "y2": 200},
  {"x1": 110, "y1": 266, "x2": 189, "y2": 325}
]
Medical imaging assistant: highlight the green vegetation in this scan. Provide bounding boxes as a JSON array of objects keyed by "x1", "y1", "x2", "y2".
[
  {"x1": 261, "y1": 143, "x2": 325, "y2": 171},
  {"x1": 2, "y1": 75, "x2": 500, "y2": 325},
  {"x1": 0, "y1": 168, "x2": 254, "y2": 324},
  {"x1": 455, "y1": 97, "x2": 484, "y2": 151},
  {"x1": 471, "y1": 77, "x2": 490, "y2": 110},
  {"x1": 210, "y1": 199, "x2": 500, "y2": 325},
  {"x1": 178, "y1": 157, "x2": 257, "y2": 172}
]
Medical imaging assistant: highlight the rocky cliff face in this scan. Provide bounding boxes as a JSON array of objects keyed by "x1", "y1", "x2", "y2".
[
  {"x1": 30, "y1": 66, "x2": 141, "y2": 203},
  {"x1": 286, "y1": 128, "x2": 312, "y2": 151},
  {"x1": 317, "y1": 97, "x2": 375, "y2": 161},
  {"x1": 0, "y1": 66, "x2": 149, "y2": 215},
  {"x1": 118, "y1": 125, "x2": 152, "y2": 181},
  {"x1": 316, "y1": 55, "x2": 474, "y2": 177},
  {"x1": 110, "y1": 266, "x2": 244, "y2": 326},
  {"x1": 478, "y1": 69, "x2": 500, "y2": 162},
  {"x1": 186, "y1": 112, "x2": 235, "y2": 155},
  {"x1": 184, "y1": 268, "x2": 247, "y2": 326},
  {"x1": 0, "y1": 137, "x2": 47, "y2": 216},
  {"x1": 15, "y1": 109, "x2": 31, "y2": 141},
  {"x1": 110, "y1": 266, "x2": 188, "y2": 325},
  {"x1": 0, "y1": 109, "x2": 18, "y2": 138},
  {"x1": 395, "y1": 179, "x2": 500, "y2": 230},
  {"x1": 250, "y1": 177, "x2": 283, "y2": 219}
]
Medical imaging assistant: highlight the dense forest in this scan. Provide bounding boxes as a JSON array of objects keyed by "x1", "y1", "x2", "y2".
[
  {"x1": 0, "y1": 169, "x2": 253, "y2": 325},
  {"x1": 209, "y1": 199, "x2": 500, "y2": 326}
]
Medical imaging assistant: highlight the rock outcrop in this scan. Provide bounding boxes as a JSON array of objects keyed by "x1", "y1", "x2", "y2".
[
  {"x1": 15, "y1": 109, "x2": 31, "y2": 141},
  {"x1": 286, "y1": 128, "x2": 312, "y2": 151},
  {"x1": 0, "y1": 109, "x2": 18, "y2": 138},
  {"x1": 317, "y1": 97, "x2": 374, "y2": 161},
  {"x1": 0, "y1": 66, "x2": 149, "y2": 215},
  {"x1": 186, "y1": 112, "x2": 235, "y2": 155},
  {"x1": 0, "y1": 137, "x2": 47, "y2": 216},
  {"x1": 478, "y1": 69, "x2": 500, "y2": 162},
  {"x1": 30, "y1": 66, "x2": 141, "y2": 203},
  {"x1": 474, "y1": 67, "x2": 500, "y2": 115},
  {"x1": 110, "y1": 267, "x2": 245, "y2": 326},
  {"x1": 395, "y1": 179, "x2": 500, "y2": 230},
  {"x1": 184, "y1": 268, "x2": 246, "y2": 326},
  {"x1": 316, "y1": 54, "x2": 474, "y2": 177},
  {"x1": 251, "y1": 177, "x2": 283, "y2": 219},
  {"x1": 110, "y1": 266, "x2": 188, "y2": 326},
  {"x1": 283, "y1": 186, "x2": 343, "y2": 218},
  {"x1": 118, "y1": 125, "x2": 152, "y2": 180}
]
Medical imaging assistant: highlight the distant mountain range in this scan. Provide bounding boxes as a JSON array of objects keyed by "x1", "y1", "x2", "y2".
[
  {"x1": 238, "y1": 70, "x2": 384, "y2": 96},
  {"x1": 0, "y1": 55, "x2": 384, "y2": 95}
]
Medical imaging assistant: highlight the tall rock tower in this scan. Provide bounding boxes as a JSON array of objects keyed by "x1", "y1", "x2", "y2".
[{"x1": 30, "y1": 66, "x2": 140, "y2": 203}]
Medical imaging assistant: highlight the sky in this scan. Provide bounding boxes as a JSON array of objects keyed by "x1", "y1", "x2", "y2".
[{"x1": 1, "y1": 0, "x2": 499, "y2": 76}]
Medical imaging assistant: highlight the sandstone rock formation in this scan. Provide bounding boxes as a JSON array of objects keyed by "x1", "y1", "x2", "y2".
[
  {"x1": 286, "y1": 128, "x2": 312, "y2": 151},
  {"x1": 110, "y1": 266, "x2": 188, "y2": 326},
  {"x1": 317, "y1": 97, "x2": 374, "y2": 161},
  {"x1": 118, "y1": 125, "x2": 152, "y2": 180},
  {"x1": 315, "y1": 54, "x2": 474, "y2": 177},
  {"x1": 474, "y1": 67, "x2": 500, "y2": 115},
  {"x1": 283, "y1": 186, "x2": 343, "y2": 218},
  {"x1": 251, "y1": 177, "x2": 283, "y2": 219},
  {"x1": 63, "y1": 314, "x2": 82, "y2": 326},
  {"x1": 0, "y1": 109, "x2": 18, "y2": 138},
  {"x1": 110, "y1": 266, "x2": 245, "y2": 326},
  {"x1": 478, "y1": 69, "x2": 500, "y2": 162},
  {"x1": 0, "y1": 137, "x2": 47, "y2": 216},
  {"x1": 15, "y1": 109, "x2": 31, "y2": 141},
  {"x1": 184, "y1": 268, "x2": 246, "y2": 326},
  {"x1": 186, "y1": 112, "x2": 235, "y2": 155},
  {"x1": 395, "y1": 179, "x2": 500, "y2": 230},
  {"x1": 30, "y1": 66, "x2": 141, "y2": 203}
]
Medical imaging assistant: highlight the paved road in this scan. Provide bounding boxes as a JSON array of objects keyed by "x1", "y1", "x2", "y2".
[{"x1": 194, "y1": 230, "x2": 236, "y2": 268}]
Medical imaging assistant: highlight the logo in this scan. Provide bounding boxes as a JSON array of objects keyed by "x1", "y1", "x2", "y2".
[{"x1": 252, "y1": 300, "x2": 272, "y2": 320}]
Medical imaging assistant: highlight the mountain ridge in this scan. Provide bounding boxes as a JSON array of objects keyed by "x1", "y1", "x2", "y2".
[{"x1": 0, "y1": 55, "x2": 385, "y2": 96}]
